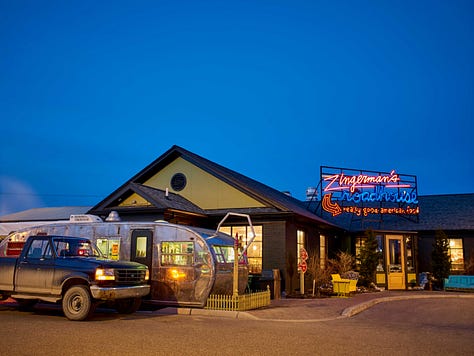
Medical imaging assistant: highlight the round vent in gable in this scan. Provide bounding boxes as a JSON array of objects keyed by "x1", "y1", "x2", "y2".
[{"x1": 170, "y1": 173, "x2": 187, "y2": 191}]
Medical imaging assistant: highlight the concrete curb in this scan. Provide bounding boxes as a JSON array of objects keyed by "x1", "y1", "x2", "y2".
[
  {"x1": 341, "y1": 293, "x2": 474, "y2": 318},
  {"x1": 151, "y1": 307, "x2": 260, "y2": 320}
]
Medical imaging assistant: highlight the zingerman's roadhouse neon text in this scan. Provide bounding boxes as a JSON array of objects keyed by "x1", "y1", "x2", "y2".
[
  {"x1": 339, "y1": 187, "x2": 418, "y2": 204},
  {"x1": 324, "y1": 170, "x2": 410, "y2": 193}
]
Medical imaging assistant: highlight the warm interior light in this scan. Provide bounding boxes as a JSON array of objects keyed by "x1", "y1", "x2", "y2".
[{"x1": 170, "y1": 269, "x2": 186, "y2": 279}]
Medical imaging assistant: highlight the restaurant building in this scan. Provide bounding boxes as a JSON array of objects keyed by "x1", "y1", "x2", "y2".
[
  {"x1": 311, "y1": 170, "x2": 474, "y2": 289},
  {"x1": 87, "y1": 145, "x2": 342, "y2": 294},
  {"x1": 1, "y1": 145, "x2": 473, "y2": 294}
]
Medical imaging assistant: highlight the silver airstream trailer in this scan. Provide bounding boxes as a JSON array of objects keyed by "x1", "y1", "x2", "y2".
[{"x1": 0, "y1": 213, "x2": 251, "y2": 307}]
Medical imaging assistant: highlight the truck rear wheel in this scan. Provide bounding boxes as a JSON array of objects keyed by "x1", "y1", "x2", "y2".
[
  {"x1": 62, "y1": 286, "x2": 95, "y2": 321},
  {"x1": 115, "y1": 297, "x2": 142, "y2": 314}
]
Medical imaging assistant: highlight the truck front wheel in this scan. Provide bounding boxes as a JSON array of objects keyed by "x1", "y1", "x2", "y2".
[{"x1": 62, "y1": 286, "x2": 95, "y2": 321}]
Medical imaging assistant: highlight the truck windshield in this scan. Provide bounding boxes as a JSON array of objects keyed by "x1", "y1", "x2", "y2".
[{"x1": 54, "y1": 239, "x2": 103, "y2": 258}]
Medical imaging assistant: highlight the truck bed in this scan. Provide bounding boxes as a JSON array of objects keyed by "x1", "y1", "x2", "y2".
[{"x1": 0, "y1": 257, "x2": 17, "y2": 293}]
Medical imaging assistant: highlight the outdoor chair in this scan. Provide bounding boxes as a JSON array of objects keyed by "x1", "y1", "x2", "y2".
[{"x1": 331, "y1": 274, "x2": 357, "y2": 297}]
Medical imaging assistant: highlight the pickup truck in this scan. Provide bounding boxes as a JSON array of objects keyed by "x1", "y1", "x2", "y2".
[{"x1": 0, "y1": 235, "x2": 150, "y2": 321}]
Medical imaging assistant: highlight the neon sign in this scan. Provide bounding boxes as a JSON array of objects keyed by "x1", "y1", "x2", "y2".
[
  {"x1": 319, "y1": 167, "x2": 419, "y2": 218},
  {"x1": 324, "y1": 170, "x2": 410, "y2": 193}
]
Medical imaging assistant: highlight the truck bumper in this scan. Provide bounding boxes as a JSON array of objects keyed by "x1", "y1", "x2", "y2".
[{"x1": 90, "y1": 285, "x2": 150, "y2": 300}]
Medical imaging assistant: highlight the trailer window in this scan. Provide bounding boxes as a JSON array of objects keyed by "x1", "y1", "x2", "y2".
[
  {"x1": 96, "y1": 238, "x2": 121, "y2": 260},
  {"x1": 135, "y1": 237, "x2": 148, "y2": 258},
  {"x1": 212, "y1": 246, "x2": 235, "y2": 263},
  {"x1": 161, "y1": 242, "x2": 194, "y2": 266},
  {"x1": 6, "y1": 241, "x2": 25, "y2": 257}
]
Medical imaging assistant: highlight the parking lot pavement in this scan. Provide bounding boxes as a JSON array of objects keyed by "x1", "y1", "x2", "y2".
[
  {"x1": 3, "y1": 291, "x2": 473, "y2": 322},
  {"x1": 154, "y1": 290, "x2": 474, "y2": 322}
]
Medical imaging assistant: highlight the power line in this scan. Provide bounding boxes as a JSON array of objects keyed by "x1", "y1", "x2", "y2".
[{"x1": 0, "y1": 193, "x2": 104, "y2": 198}]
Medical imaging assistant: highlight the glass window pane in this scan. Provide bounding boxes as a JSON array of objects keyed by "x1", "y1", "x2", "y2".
[
  {"x1": 297, "y1": 230, "x2": 305, "y2": 261},
  {"x1": 320, "y1": 235, "x2": 326, "y2": 269},
  {"x1": 449, "y1": 238, "x2": 464, "y2": 270},
  {"x1": 449, "y1": 239, "x2": 462, "y2": 249},
  {"x1": 233, "y1": 226, "x2": 247, "y2": 241},
  {"x1": 161, "y1": 242, "x2": 194, "y2": 266},
  {"x1": 28, "y1": 239, "x2": 48, "y2": 259},
  {"x1": 136, "y1": 237, "x2": 148, "y2": 258},
  {"x1": 405, "y1": 235, "x2": 415, "y2": 272},
  {"x1": 96, "y1": 238, "x2": 121, "y2": 260},
  {"x1": 219, "y1": 227, "x2": 231, "y2": 235},
  {"x1": 212, "y1": 246, "x2": 235, "y2": 263},
  {"x1": 218, "y1": 225, "x2": 263, "y2": 274},
  {"x1": 388, "y1": 239, "x2": 402, "y2": 272}
]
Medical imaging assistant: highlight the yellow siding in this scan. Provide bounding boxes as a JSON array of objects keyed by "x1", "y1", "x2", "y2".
[
  {"x1": 119, "y1": 193, "x2": 151, "y2": 207},
  {"x1": 143, "y1": 157, "x2": 266, "y2": 209}
]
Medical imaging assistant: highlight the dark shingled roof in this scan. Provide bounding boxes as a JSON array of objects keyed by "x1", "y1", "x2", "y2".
[
  {"x1": 177, "y1": 146, "x2": 339, "y2": 225},
  {"x1": 129, "y1": 183, "x2": 206, "y2": 215},
  {"x1": 324, "y1": 193, "x2": 474, "y2": 232},
  {"x1": 90, "y1": 145, "x2": 337, "y2": 227}
]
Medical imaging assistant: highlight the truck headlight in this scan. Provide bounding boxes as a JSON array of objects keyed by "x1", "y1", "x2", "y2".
[
  {"x1": 145, "y1": 269, "x2": 150, "y2": 281},
  {"x1": 95, "y1": 268, "x2": 115, "y2": 281}
]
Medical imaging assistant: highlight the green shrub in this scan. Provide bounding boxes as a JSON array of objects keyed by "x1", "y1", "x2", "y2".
[
  {"x1": 431, "y1": 230, "x2": 451, "y2": 289},
  {"x1": 358, "y1": 230, "x2": 381, "y2": 287}
]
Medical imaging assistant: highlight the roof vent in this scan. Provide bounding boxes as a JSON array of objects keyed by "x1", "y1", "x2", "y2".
[
  {"x1": 105, "y1": 211, "x2": 121, "y2": 222},
  {"x1": 306, "y1": 187, "x2": 318, "y2": 201},
  {"x1": 70, "y1": 214, "x2": 103, "y2": 223}
]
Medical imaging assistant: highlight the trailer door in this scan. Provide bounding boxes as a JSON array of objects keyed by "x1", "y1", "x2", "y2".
[{"x1": 130, "y1": 230, "x2": 153, "y2": 271}]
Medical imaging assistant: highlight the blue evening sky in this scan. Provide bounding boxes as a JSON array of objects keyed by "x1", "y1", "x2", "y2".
[{"x1": 1, "y1": 0, "x2": 473, "y2": 215}]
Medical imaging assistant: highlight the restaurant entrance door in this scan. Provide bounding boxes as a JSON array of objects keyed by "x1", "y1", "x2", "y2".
[{"x1": 386, "y1": 235, "x2": 406, "y2": 290}]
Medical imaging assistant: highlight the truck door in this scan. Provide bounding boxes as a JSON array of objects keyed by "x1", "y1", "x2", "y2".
[
  {"x1": 130, "y1": 230, "x2": 153, "y2": 271},
  {"x1": 15, "y1": 238, "x2": 55, "y2": 294}
]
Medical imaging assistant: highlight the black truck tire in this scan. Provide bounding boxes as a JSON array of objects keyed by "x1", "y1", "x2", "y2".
[
  {"x1": 62, "y1": 285, "x2": 95, "y2": 321},
  {"x1": 115, "y1": 297, "x2": 142, "y2": 314}
]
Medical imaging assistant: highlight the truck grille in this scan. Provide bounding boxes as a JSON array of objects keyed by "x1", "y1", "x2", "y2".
[{"x1": 115, "y1": 269, "x2": 147, "y2": 284}]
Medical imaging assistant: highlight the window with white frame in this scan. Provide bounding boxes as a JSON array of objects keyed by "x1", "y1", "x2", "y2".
[{"x1": 219, "y1": 225, "x2": 262, "y2": 274}]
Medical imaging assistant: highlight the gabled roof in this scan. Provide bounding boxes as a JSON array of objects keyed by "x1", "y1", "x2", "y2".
[
  {"x1": 132, "y1": 183, "x2": 206, "y2": 215},
  {"x1": 90, "y1": 145, "x2": 336, "y2": 227},
  {"x1": 89, "y1": 181, "x2": 206, "y2": 215}
]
